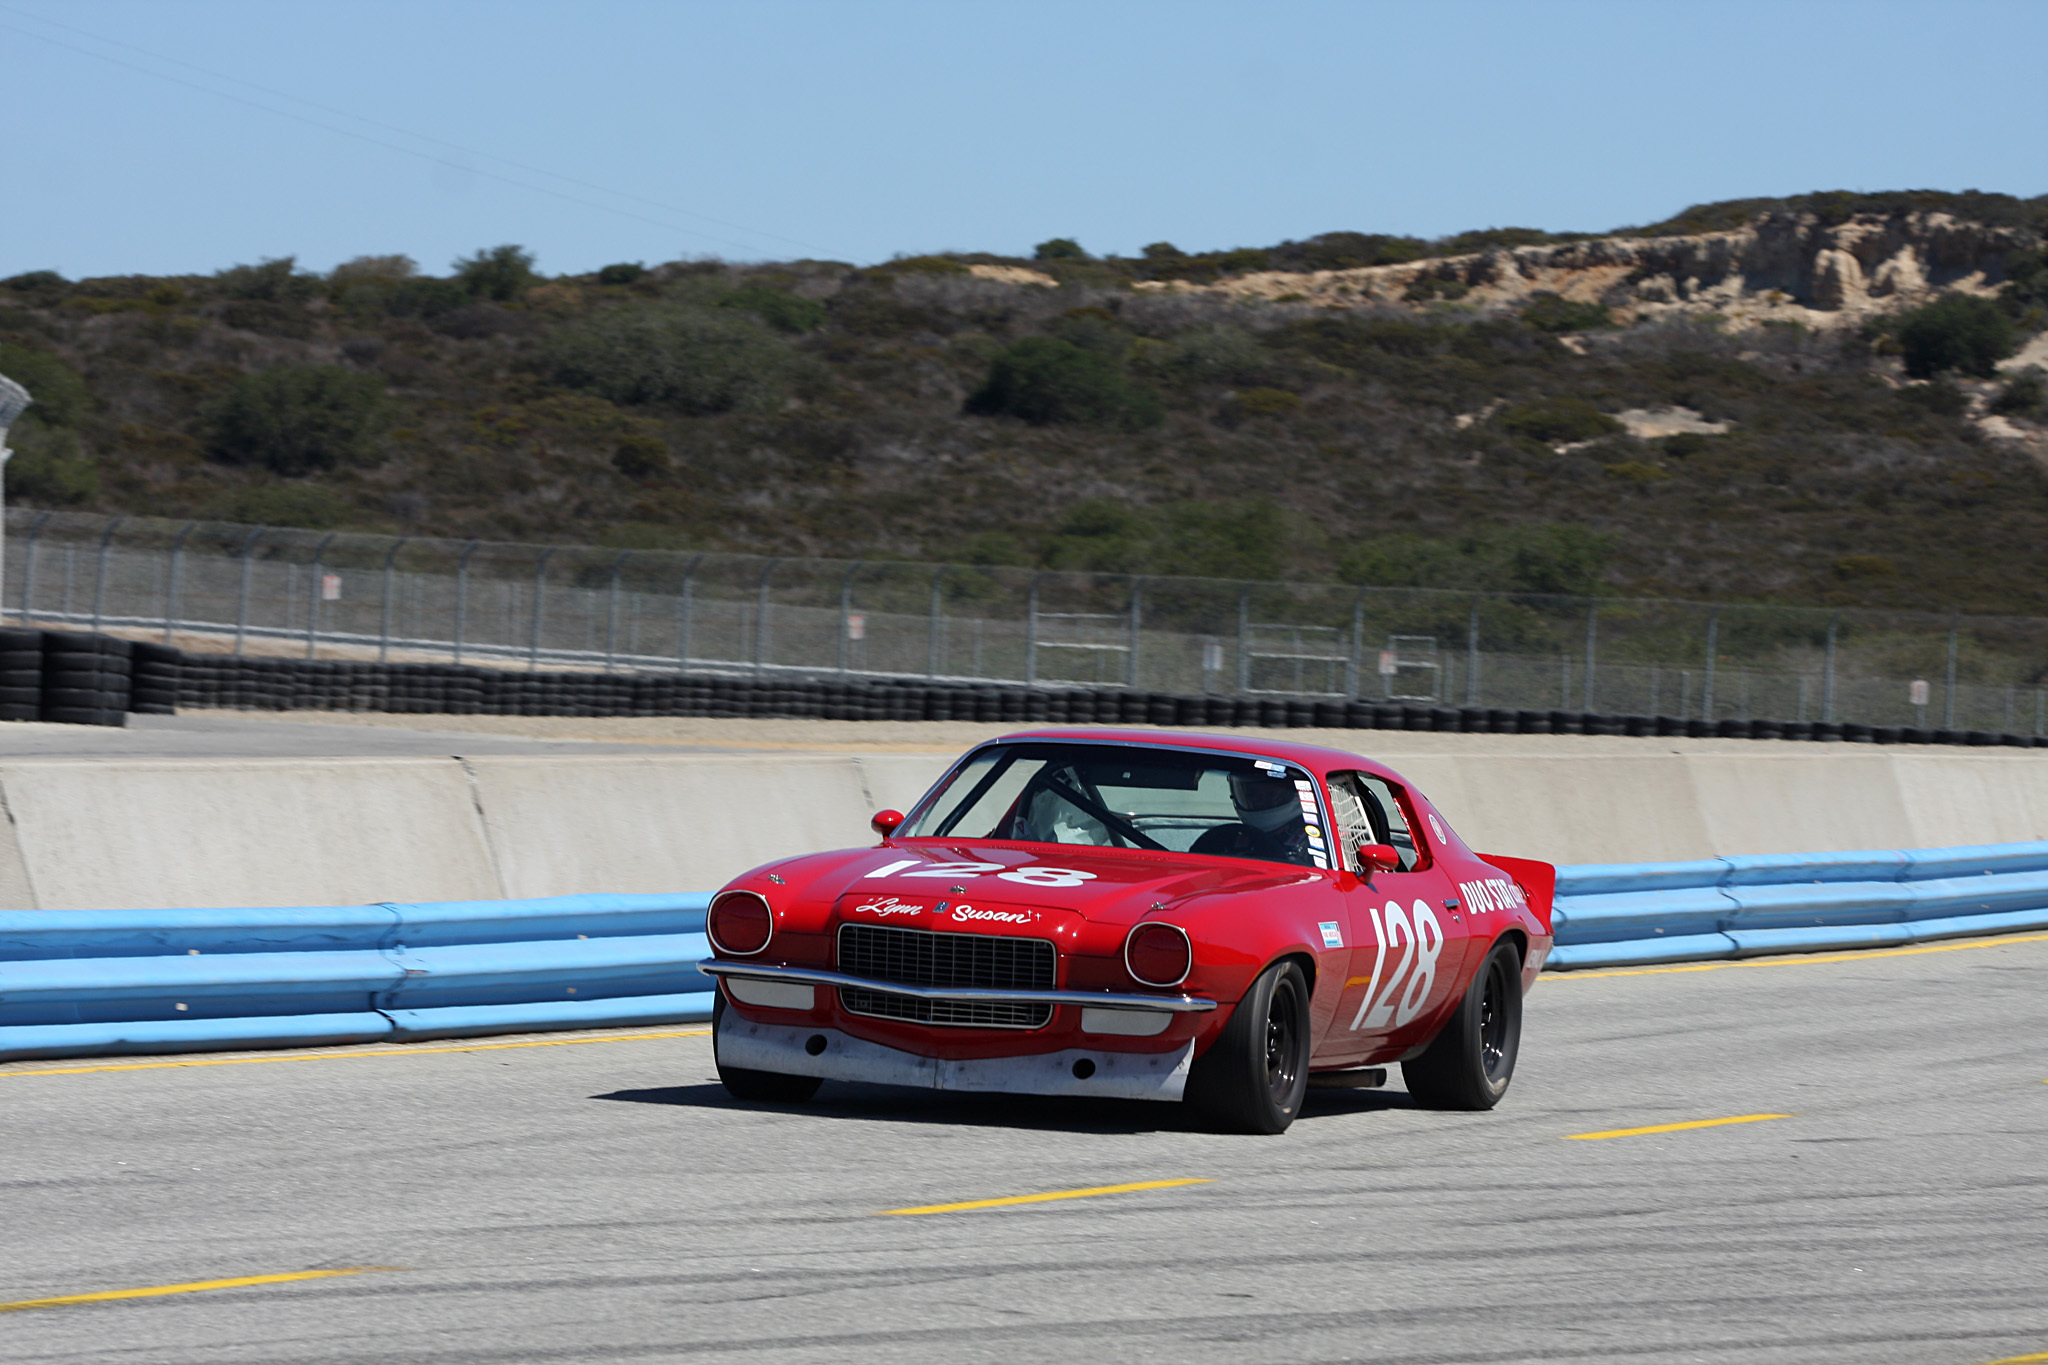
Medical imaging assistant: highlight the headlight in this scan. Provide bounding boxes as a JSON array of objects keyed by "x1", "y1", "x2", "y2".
[
  {"x1": 708, "y1": 890, "x2": 773, "y2": 955},
  {"x1": 1124, "y1": 922, "x2": 1192, "y2": 988}
]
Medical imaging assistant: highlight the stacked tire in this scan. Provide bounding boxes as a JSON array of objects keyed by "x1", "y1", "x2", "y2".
[
  {"x1": 129, "y1": 641, "x2": 182, "y2": 715},
  {"x1": 41, "y1": 632, "x2": 130, "y2": 727},
  {"x1": 0, "y1": 628, "x2": 42, "y2": 722}
]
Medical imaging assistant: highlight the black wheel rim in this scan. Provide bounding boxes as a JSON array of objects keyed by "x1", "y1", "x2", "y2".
[
  {"x1": 1478, "y1": 956, "x2": 1511, "y2": 1083},
  {"x1": 1264, "y1": 976, "x2": 1302, "y2": 1101}
]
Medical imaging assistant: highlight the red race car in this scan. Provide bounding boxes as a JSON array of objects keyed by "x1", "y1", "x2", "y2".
[{"x1": 699, "y1": 729, "x2": 1554, "y2": 1133}]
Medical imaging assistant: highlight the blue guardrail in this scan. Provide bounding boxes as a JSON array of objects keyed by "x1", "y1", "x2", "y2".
[
  {"x1": 1551, "y1": 840, "x2": 2048, "y2": 969},
  {"x1": 0, "y1": 894, "x2": 711, "y2": 1063},
  {"x1": 5, "y1": 841, "x2": 2047, "y2": 1063}
]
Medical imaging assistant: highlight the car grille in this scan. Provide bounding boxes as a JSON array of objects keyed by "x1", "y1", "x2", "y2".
[{"x1": 836, "y1": 923, "x2": 1056, "y2": 1029}]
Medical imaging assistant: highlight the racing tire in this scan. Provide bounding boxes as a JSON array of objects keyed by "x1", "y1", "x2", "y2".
[
  {"x1": 1403, "y1": 939, "x2": 1522, "y2": 1111},
  {"x1": 1185, "y1": 958, "x2": 1311, "y2": 1135},
  {"x1": 711, "y1": 993, "x2": 822, "y2": 1104}
]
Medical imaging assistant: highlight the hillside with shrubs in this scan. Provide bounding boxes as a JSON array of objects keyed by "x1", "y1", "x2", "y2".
[{"x1": 3, "y1": 189, "x2": 2047, "y2": 612}]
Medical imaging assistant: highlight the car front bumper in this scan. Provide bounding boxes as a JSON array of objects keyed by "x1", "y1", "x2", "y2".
[{"x1": 714, "y1": 1014, "x2": 1197, "y2": 1102}]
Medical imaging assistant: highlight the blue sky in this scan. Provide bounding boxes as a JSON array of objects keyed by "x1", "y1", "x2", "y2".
[{"x1": 3, "y1": 0, "x2": 2044, "y2": 280}]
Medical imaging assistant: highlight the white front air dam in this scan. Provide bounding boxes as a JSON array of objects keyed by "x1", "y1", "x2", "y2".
[{"x1": 716, "y1": 1016, "x2": 1195, "y2": 1102}]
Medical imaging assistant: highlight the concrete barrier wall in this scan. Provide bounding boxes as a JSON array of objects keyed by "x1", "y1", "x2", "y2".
[{"x1": 3, "y1": 742, "x2": 2047, "y2": 909}]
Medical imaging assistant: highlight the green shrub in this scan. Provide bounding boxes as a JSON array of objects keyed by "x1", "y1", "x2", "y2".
[
  {"x1": 612, "y1": 430, "x2": 671, "y2": 478},
  {"x1": 216, "y1": 257, "x2": 319, "y2": 303},
  {"x1": 719, "y1": 284, "x2": 824, "y2": 334},
  {"x1": 598, "y1": 262, "x2": 647, "y2": 286},
  {"x1": 1992, "y1": 368, "x2": 2046, "y2": 418},
  {"x1": 1033, "y1": 238, "x2": 1088, "y2": 261},
  {"x1": 1403, "y1": 276, "x2": 1470, "y2": 303},
  {"x1": 0, "y1": 345, "x2": 91, "y2": 427},
  {"x1": 1499, "y1": 396, "x2": 1621, "y2": 444},
  {"x1": 205, "y1": 365, "x2": 392, "y2": 476},
  {"x1": 1520, "y1": 292, "x2": 1611, "y2": 333},
  {"x1": 1896, "y1": 294, "x2": 2017, "y2": 378},
  {"x1": 2004, "y1": 248, "x2": 2048, "y2": 310},
  {"x1": 4, "y1": 425, "x2": 97, "y2": 505},
  {"x1": 1158, "y1": 325, "x2": 1279, "y2": 387},
  {"x1": 543, "y1": 304, "x2": 810, "y2": 413},
  {"x1": 1834, "y1": 554, "x2": 1897, "y2": 580},
  {"x1": 384, "y1": 277, "x2": 468, "y2": 319},
  {"x1": 964, "y1": 337, "x2": 1161, "y2": 428},
  {"x1": 1231, "y1": 387, "x2": 1301, "y2": 418},
  {"x1": 1039, "y1": 498, "x2": 1289, "y2": 579},
  {"x1": 208, "y1": 483, "x2": 353, "y2": 529},
  {"x1": 329, "y1": 255, "x2": 416, "y2": 284},
  {"x1": 454, "y1": 245, "x2": 538, "y2": 302},
  {"x1": 3, "y1": 270, "x2": 65, "y2": 293},
  {"x1": 1338, "y1": 523, "x2": 1611, "y2": 595},
  {"x1": 1897, "y1": 380, "x2": 1969, "y2": 416}
]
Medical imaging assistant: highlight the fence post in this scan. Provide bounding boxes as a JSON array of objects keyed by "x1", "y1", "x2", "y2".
[
  {"x1": 452, "y1": 541, "x2": 479, "y2": 664},
  {"x1": 17, "y1": 510, "x2": 49, "y2": 624},
  {"x1": 603, "y1": 550, "x2": 629, "y2": 673},
  {"x1": 753, "y1": 558, "x2": 779, "y2": 676},
  {"x1": 1346, "y1": 589, "x2": 1366, "y2": 699},
  {"x1": 1466, "y1": 596, "x2": 1481, "y2": 706},
  {"x1": 1236, "y1": 588, "x2": 1252, "y2": 695},
  {"x1": 1126, "y1": 576, "x2": 1144, "y2": 688},
  {"x1": 1701, "y1": 610, "x2": 1719, "y2": 720},
  {"x1": 677, "y1": 553, "x2": 703, "y2": 670},
  {"x1": 1823, "y1": 613, "x2": 1838, "y2": 723},
  {"x1": 838, "y1": 559, "x2": 864, "y2": 676},
  {"x1": 163, "y1": 522, "x2": 196, "y2": 643},
  {"x1": 233, "y1": 525, "x2": 266, "y2": 656},
  {"x1": 1025, "y1": 572, "x2": 1043, "y2": 686},
  {"x1": 89, "y1": 517, "x2": 125, "y2": 633},
  {"x1": 305, "y1": 531, "x2": 336, "y2": 659},
  {"x1": 379, "y1": 537, "x2": 408, "y2": 662},
  {"x1": 1944, "y1": 618, "x2": 1959, "y2": 728},
  {"x1": 1581, "y1": 602, "x2": 1598, "y2": 712},
  {"x1": 528, "y1": 547, "x2": 556, "y2": 671},
  {"x1": 927, "y1": 564, "x2": 947, "y2": 680}
]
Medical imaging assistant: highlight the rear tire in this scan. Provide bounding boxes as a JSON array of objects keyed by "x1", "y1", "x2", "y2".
[
  {"x1": 1403, "y1": 939, "x2": 1522, "y2": 1110},
  {"x1": 712, "y1": 992, "x2": 822, "y2": 1103},
  {"x1": 1185, "y1": 959, "x2": 1311, "y2": 1134}
]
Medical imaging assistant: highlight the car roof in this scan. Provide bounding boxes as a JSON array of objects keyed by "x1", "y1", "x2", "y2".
[{"x1": 985, "y1": 728, "x2": 1410, "y2": 784}]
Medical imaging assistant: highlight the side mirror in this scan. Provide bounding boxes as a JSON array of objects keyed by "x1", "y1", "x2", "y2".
[
  {"x1": 1357, "y1": 842, "x2": 1401, "y2": 873},
  {"x1": 871, "y1": 809, "x2": 906, "y2": 837}
]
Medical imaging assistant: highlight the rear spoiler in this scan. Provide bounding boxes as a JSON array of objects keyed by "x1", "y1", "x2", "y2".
[{"x1": 1477, "y1": 854, "x2": 1556, "y2": 933}]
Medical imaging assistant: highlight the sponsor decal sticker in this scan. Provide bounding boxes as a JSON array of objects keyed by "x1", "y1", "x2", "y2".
[
  {"x1": 1427, "y1": 813, "x2": 1448, "y2": 844},
  {"x1": 1319, "y1": 921, "x2": 1344, "y2": 948},
  {"x1": 1455, "y1": 876, "x2": 1529, "y2": 914},
  {"x1": 949, "y1": 904, "x2": 1039, "y2": 925},
  {"x1": 851, "y1": 896, "x2": 923, "y2": 918}
]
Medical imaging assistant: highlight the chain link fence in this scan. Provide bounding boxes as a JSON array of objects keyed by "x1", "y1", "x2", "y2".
[{"x1": 8, "y1": 508, "x2": 2048, "y2": 733}]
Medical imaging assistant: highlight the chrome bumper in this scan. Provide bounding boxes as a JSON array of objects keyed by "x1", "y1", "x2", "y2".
[
  {"x1": 697, "y1": 960, "x2": 1218, "y2": 1012},
  {"x1": 715, "y1": 1016, "x2": 1196, "y2": 1102}
]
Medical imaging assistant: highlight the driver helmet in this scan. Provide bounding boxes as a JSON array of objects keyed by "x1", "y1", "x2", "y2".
[{"x1": 1228, "y1": 769, "x2": 1302, "y2": 833}]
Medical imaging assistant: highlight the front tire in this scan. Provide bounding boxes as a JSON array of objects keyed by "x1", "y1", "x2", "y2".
[
  {"x1": 1403, "y1": 939, "x2": 1522, "y2": 1110},
  {"x1": 1185, "y1": 959, "x2": 1311, "y2": 1134},
  {"x1": 712, "y1": 992, "x2": 823, "y2": 1103}
]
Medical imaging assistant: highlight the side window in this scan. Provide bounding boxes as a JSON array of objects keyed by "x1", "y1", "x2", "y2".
[
  {"x1": 1327, "y1": 775, "x2": 1376, "y2": 873},
  {"x1": 1355, "y1": 774, "x2": 1426, "y2": 872}
]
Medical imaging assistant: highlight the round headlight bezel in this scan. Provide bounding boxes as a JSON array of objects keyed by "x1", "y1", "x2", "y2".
[{"x1": 707, "y1": 889, "x2": 774, "y2": 956}]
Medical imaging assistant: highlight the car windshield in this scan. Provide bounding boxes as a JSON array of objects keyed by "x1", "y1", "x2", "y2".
[{"x1": 901, "y1": 742, "x2": 1332, "y2": 870}]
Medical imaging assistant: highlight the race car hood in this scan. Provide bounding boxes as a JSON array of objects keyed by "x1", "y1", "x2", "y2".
[{"x1": 738, "y1": 838, "x2": 1321, "y2": 938}]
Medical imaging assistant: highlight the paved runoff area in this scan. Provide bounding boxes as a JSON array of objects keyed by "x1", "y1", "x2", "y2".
[{"x1": 4, "y1": 934, "x2": 2047, "y2": 1363}]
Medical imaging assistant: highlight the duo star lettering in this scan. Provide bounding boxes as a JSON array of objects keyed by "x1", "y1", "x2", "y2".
[{"x1": 1456, "y1": 876, "x2": 1528, "y2": 915}]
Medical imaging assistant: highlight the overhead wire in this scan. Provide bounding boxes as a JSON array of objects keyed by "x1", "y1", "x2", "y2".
[{"x1": 0, "y1": 7, "x2": 818, "y2": 261}]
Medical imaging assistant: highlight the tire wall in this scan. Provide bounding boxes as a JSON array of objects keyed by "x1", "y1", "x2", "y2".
[{"x1": 0, "y1": 747, "x2": 2045, "y2": 909}]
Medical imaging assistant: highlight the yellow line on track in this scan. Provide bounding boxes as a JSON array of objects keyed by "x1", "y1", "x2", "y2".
[
  {"x1": 0, "y1": 1267, "x2": 397, "y2": 1314},
  {"x1": 1980, "y1": 1353, "x2": 2048, "y2": 1364},
  {"x1": 1566, "y1": 1113, "x2": 1790, "y2": 1141},
  {"x1": 0, "y1": 1029, "x2": 711, "y2": 1079},
  {"x1": 881, "y1": 1178, "x2": 1211, "y2": 1216},
  {"x1": 1547, "y1": 933, "x2": 2048, "y2": 981}
]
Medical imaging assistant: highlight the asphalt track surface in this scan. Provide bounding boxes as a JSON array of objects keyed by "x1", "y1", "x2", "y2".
[{"x1": 4, "y1": 936, "x2": 2047, "y2": 1365}]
